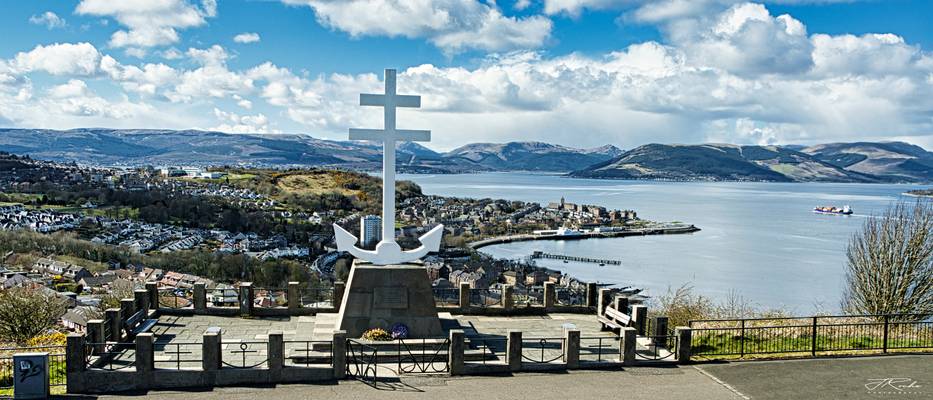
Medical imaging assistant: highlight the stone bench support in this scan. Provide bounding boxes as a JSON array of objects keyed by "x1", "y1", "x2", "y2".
[{"x1": 631, "y1": 305, "x2": 648, "y2": 336}]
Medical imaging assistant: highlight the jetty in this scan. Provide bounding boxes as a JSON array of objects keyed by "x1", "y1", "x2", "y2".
[
  {"x1": 531, "y1": 251, "x2": 621, "y2": 265},
  {"x1": 468, "y1": 223, "x2": 701, "y2": 250}
]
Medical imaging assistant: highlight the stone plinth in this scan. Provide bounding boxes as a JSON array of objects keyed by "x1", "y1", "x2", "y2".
[{"x1": 335, "y1": 262, "x2": 443, "y2": 338}]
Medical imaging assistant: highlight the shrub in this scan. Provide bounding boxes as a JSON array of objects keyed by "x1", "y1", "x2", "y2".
[{"x1": 0, "y1": 287, "x2": 68, "y2": 344}]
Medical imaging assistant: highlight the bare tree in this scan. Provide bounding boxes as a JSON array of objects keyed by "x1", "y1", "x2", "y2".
[
  {"x1": 844, "y1": 201, "x2": 933, "y2": 318},
  {"x1": 0, "y1": 287, "x2": 68, "y2": 344}
]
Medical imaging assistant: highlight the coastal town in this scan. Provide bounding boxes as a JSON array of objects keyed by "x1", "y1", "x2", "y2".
[{"x1": 0, "y1": 151, "x2": 692, "y2": 336}]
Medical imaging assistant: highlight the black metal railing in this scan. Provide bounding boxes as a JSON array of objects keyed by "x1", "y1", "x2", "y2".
[
  {"x1": 346, "y1": 339, "x2": 378, "y2": 387},
  {"x1": 690, "y1": 314, "x2": 933, "y2": 358},
  {"x1": 521, "y1": 337, "x2": 564, "y2": 364},
  {"x1": 300, "y1": 287, "x2": 335, "y2": 308},
  {"x1": 0, "y1": 346, "x2": 67, "y2": 391},
  {"x1": 635, "y1": 335, "x2": 678, "y2": 361},
  {"x1": 154, "y1": 342, "x2": 203, "y2": 370},
  {"x1": 158, "y1": 287, "x2": 193, "y2": 309},
  {"x1": 579, "y1": 337, "x2": 620, "y2": 363},
  {"x1": 397, "y1": 339, "x2": 450, "y2": 374},
  {"x1": 513, "y1": 288, "x2": 544, "y2": 307},
  {"x1": 253, "y1": 287, "x2": 287, "y2": 308},
  {"x1": 470, "y1": 289, "x2": 503, "y2": 308},
  {"x1": 467, "y1": 337, "x2": 508, "y2": 366},
  {"x1": 221, "y1": 341, "x2": 268, "y2": 368},
  {"x1": 285, "y1": 341, "x2": 333, "y2": 366},
  {"x1": 555, "y1": 287, "x2": 587, "y2": 306},
  {"x1": 208, "y1": 288, "x2": 239, "y2": 307},
  {"x1": 85, "y1": 342, "x2": 135, "y2": 371},
  {"x1": 433, "y1": 287, "x2": 459, "y2": 307}
]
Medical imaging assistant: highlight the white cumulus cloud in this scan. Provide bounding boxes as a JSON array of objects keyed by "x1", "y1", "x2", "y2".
[
  {"x1": 233, "y1": 32, "x2": 261, "y2": 44},
  {"x1": 282, "y1": 0, "x2": 552, "y2": 53},
  {"x1": 29, "y1": 11, "x2": 67, "y2": 29},
  {"x1": 75, "y1": 0, "x2": 217, "y2": 48},
  {"x1": 12, "y1": 42, "x2": 101, "y2": 76}
]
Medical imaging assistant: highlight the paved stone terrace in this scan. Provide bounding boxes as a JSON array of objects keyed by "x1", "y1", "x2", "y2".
[
  {"x1": 151, "y1": 315, "x2": 318, "y2": 369},
  {"x1": 145, "y1": 313, "x2": 620, "y2": 370}
]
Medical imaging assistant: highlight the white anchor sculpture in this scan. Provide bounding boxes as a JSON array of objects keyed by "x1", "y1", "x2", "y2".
[{"x1": 333, "y1": 69, "x2": 444, "y2": 265}]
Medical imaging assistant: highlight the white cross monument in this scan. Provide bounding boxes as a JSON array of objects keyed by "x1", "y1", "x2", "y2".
[{"x1": 333, "y1": 69, "x2": 444, "y2": 265}]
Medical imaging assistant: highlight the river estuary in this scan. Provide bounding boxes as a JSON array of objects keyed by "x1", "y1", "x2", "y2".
[{"x1": 400, "y1": 172, "x2": 926, "y2": 313}]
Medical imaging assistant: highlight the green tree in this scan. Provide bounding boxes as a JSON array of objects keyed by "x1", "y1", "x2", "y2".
[{"x1": 0, "y1": 287, "x2": 68, "y2": 344}]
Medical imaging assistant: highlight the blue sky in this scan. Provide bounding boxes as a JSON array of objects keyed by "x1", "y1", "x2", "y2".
[{"x1": 0, "y1": 0, "x2": 931, "y2": 150}]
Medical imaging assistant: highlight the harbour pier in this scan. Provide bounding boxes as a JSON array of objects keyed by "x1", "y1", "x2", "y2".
[{"x1": 531, "y1": 251, "x2": 621, "y2": 265}]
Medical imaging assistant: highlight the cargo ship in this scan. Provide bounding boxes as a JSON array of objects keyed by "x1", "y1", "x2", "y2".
[{"x1": 813, "y1": 205, "x2": 853, "y2": 215}]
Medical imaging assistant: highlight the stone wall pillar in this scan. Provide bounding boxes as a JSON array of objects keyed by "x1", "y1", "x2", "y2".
[
  {"x1": 194, "y1": 283, "x2": 207, "y2": 311},
  {"x1": 145, "y1": 282, "x2": 158, "y2": 310},
  {"x1": 543, "y1": 282, "x2": 556, "y2": 309},
  {"x1": 563, "y1": 329, "x2": 580, "y2": 369},
  {"x1": 135, "y1": 333, "x2": 154, "y2": 371},
  {"x1": 586, "y1": 282, "x2": 598, "y2": 308},
  {"x1": 134, "y1": 289, "x2": 149, "y2": 313},
  {"x1": 632, "y1": 305, "x2": 648, "y2": 336},
  {"x1": 458, "y1": 282, "x2": 471, "y2": 313},
  {"x1": 287, "y1": 282, "x2": 300, "y2": 312},
  {"x1": 507, "y1": 330, "x2": 522, "y2": 372},
  {"x1": 613, "y1": 296, "x2": 629, "y2": 315},
  {"x1": 332, "y1": 331, "x2": 347, "y2": 379},
  {"x1": 448, "y1": 330, "x2": 465, "y2": 376},
  {"x1": 597, "y1": 289, "x2": 612, "y2": 317},
  {"x1": 334, "y1": 281, "x2": 346, "y2": 309},
  {"x1": 502, "y1": 285, "x2": 514, "y2": 311},
  {"x1": 676, "y1": 327, "x2": 692, "y2": 364},
  {"x1": 652, "y1": 316, "x2": 670, "y2": 346},
  {"x1": 66, "y1": 334, "x2": 86, "y2": 394},
  {"x1": 105, "y1": 308, "x2": 122, "y2": 342},
  {"x1": 622, "y1": 327, "x2": 637, "y2": 365},
  {"x1": 239, "y1": 282, "x2": 254, "y2": 317},
  {"x1": 202, "y1": 331, "x2": 221, "y2": 371},
  {"x1": 120, "y1": 299, "x2": 136, "y2": 324},
  {"x1": 268, "y1": 331, "x2": 284, "y2": 378},
  {"x1": 87, "y1": 320, "x2": 105, "y2": 354}
]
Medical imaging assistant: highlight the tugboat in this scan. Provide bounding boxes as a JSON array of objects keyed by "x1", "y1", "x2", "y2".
[{"x1": 813, "y1": 205, "x2": 853, "y2": 215}]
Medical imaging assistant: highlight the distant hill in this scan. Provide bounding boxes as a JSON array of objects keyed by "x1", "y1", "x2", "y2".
[
  {"x1": 444, "y1": 141, "x2": 623, "y2": 172},
  {"x1": 3, "y1": 129, "x2": 930, "y2": 182},
  {"x1": 0, "y1": 128, "x2": 621, "y2": 173},
  {"x1": 802, "y1": 142, "x2": 933, "y2": 183},
  {"x1": 570, "y1": 144, "x2": 881, "y2": 183}
]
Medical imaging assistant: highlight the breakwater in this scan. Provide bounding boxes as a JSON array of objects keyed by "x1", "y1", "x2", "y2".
[
  {"x1": 531, "y1": 251, "x2": 621, "y2": 265},
  {"x1": 468, "y1": 224, "x2": 701, "y2": 250}
]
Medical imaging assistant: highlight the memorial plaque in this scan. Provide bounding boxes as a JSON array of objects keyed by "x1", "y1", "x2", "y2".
[{"x1": 374, "y1": 286, "x2": 408, "y2": 309}]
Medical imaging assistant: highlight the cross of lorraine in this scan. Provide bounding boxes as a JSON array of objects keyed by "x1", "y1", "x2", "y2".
[{"x1": 332, "y1": 69, "x2": 444, "y2": 265}]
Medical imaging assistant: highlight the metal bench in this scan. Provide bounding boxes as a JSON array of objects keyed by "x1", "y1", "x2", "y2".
[
  {"x1": 597, "y1": 306, "x2": 632, "y2": 333},
  {"x1": 123, "y1": 309, "x2": 158, "y2": 338}
]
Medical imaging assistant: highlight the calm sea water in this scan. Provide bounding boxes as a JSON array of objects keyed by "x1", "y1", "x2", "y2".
[{"x1": 400, "y1": 172, "x2": 926, "y2": 313}]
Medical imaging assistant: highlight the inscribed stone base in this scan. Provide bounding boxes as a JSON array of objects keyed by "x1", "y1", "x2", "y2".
[{"x1": 335, "y1": 261, "x2": 444, "y2": 338}]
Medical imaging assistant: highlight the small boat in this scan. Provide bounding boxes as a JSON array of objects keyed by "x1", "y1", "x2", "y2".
[
  {"x1": 599, "y1": 263, "x2": 605, "y2": 266},
  {"x1": 814, "y1": 205, "x2": 853, "y2": 215},
  {"x1": 563, "y1": 260, "x2": 569, "y2": 263}
]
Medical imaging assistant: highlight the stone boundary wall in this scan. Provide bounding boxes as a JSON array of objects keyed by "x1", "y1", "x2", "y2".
[{"x1": 151, "y1": 281, "x2": 606, "y2": 318}]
